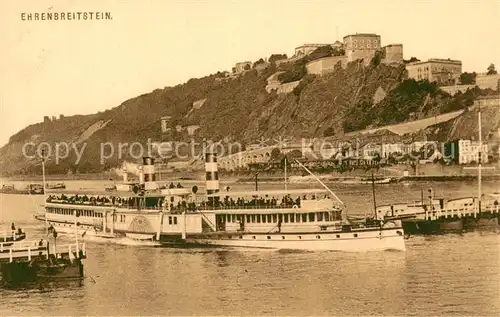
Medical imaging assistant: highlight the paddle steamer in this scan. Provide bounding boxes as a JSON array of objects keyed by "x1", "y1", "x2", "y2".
[{"x1": 36, "y1": 155, "x2": 406, "y2": 252}]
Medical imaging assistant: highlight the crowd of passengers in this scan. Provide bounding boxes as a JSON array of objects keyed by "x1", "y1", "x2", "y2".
[
  {"x1": 46, "y1": 192, "x2": 325, "y2": 213},
  {"x1": 46, "y1": 194, "x2": 130, "y2": 206}
]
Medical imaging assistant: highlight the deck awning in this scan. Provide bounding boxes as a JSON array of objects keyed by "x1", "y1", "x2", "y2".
[{"x1": 206, "y1": 188, "x2": 328, "y2": 198}]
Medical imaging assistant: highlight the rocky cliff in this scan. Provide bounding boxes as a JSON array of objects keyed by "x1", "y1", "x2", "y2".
[{"x1": 0, "y1": 60, "x2": 497, "y2": 176}]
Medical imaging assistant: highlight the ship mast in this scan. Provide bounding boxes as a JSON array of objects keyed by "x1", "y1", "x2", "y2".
[
  {"x1": 41, "y1": 150, "x2": 48, "y2": 233},
  {"x1": 284, "y1": 156, "x2": 288, "y2": 192},
  {"x1": 478, "y1": 104, "x2": 482, "y2": 212}
]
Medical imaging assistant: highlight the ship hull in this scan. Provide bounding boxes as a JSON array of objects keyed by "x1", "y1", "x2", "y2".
[
  {"x1": 1, "y1": 259, "x2": 84, "y2": 284},
  {"x1": 402, "y1": 219, "x2": 464, "y2": 234},
  {"x1": 163, "y1": 228, "x2": 406, "y2": 252}
]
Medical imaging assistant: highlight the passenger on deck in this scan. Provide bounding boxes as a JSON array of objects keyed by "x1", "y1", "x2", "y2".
[
  {"x1": 38, "y1": 239, "x2": 44, "y2": 256},
  {"x1": 11, "y1": 223, "x2": 15, "y2": 231}
]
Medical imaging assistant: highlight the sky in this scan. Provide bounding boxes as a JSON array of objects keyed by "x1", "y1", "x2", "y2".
[{"x1": 1, "y1": 0, "x2": 499, "y2": 147}]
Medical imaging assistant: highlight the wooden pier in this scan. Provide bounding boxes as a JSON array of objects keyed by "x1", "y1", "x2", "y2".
[{"x1": 377, "y1": 194, "x2": 500, "y2": 234}]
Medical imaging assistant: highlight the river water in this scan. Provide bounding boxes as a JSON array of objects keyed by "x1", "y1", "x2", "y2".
[{"x1": 0, "y1": 180, "x2": 499, "y2": 316}]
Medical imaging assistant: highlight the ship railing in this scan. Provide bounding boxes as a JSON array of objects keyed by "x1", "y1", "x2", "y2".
[
  {"x1": 0, "y1": 241, "x2": 86, "y2": 263},
  {"x1": 0, "y1": 240, "x2": 49, "y2": 263},
  {"x1": 194, "y1": 204, "x2": 301, "y2": 212},
  {"x1": 0, "y1": 240, "x2": 44, "y2": 252},
  {"x1": 425, "y1": 204, "x2": 499, "y2": 220},
  {"x1": 50, "y1": 242, "x2": 86, "y2": 259}
]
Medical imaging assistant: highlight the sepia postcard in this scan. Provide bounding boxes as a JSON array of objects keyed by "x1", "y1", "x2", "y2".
[{"x1": 0, "y1": 0, "x2": 499, "y2": 316}]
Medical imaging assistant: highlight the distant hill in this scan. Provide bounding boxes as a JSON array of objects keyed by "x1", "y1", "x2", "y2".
[{"x1": 0, "y1": 58, "x2": 498, "y2": 176}]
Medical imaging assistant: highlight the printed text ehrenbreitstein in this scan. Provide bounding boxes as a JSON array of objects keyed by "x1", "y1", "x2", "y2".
[{"x1": 21, "y1": 12, "x2": 112, "y2": 21}]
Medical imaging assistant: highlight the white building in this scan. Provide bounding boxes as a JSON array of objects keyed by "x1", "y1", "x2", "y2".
[
  {"x1": 458, "y1": 140, "x2": 488, "y2": 164},
  {"x1": 381, "y1": 143, "x2": 404, "y2": 157},
  {"x1": 361, "y1": 143, "x2": 382, "y2": 159}
]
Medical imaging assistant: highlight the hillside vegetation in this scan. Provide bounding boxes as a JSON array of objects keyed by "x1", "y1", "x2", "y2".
[{"x1": 0, "y1": 59, "x2": 497, "y2": 176}]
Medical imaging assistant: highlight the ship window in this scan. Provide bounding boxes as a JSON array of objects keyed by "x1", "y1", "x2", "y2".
[
  {"x1": 296, "y1": 214, "x2": 301, "y2": 222},
  {"x1": 284, "y1": 214, "x2": 289, "y2": 223},
  {"x1": 228, "y1": 235, "x2": 232, "y2": 239},
  {"x1": 239, "y1": 236, "x2": 243, "y2": 239},
  {"x1": 246, "y1": 215, "x2": 251, "y2": 223},
  {"x1": 251, "y1": 215, "x2": 256, "y2": 223},
  {"x1": 353, "y1": 233, "x2": 358, "y2": 237},
  {"x1": 302, "y1": 214, "x2": 307, "y2": 222},
  {"x1": 336, "y1": 235, "x2": 340, "y2": 238},
  {"x1": 262, "y1": 215, "x2": 267, "y2": 223},
  {"x1": 298, "y1": 236, "x2": 302, "y2": 239},
  {"x1": 231, "y1": 214, "x2": 235, "y2": 223},
  {"x1": 325, "y1": 212, "x2": 330, "y2": 221},
  {"x1": 272, "y1": 214, "x2": 277, "y2": 223},
  {"x1": 173, "y1": 217, "x2": 178, "y2": 225},
  {"x1": 256, "y1": 215, "x2": 261, "y2": 223},
  {"x1": 168, "y1": 216, "x2": 172, "y2": 225},
  {"x1": 316, "y1": 235, "x2": 321, "y2": 239},
  {"x1": 252, "y1": 236, "x2": 256, "y2": 239},
  {"x1": 267, "y1": 215, "x2": 272, "y2": 223},
  {"x1": 309, "y1": 213, "x2": 315, "y2": 222},
  {"x1": 267, "y1": 236, "x2": 271, "y2": 239},
  {"x1": 317, "y1": 213, "x2": 323, "y2": 222},
  {"x1": 289, "y1": 214, "x2": 295, "y2": 223},
  {"x1": 282, "y1": 236, "x2": 285, "y2": 239}
]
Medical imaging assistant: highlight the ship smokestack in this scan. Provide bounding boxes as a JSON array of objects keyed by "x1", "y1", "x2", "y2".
[
  {"x1": 205, "y1": 151, "x2": 219, "y2": 206},
  {"x1": 143, "y1": 157, "x2": 158, "y2": 190}
]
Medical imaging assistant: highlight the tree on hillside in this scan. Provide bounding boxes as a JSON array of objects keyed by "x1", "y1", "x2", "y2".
[
  {"x1": 323, "y1": 127, "x2": 335, "y2": 137},
  {"x1": 286, "y1": 149, "x2": 303, "y2": 159},
  {"x1": 404, "y1": 57, "x2": 420, "y2": 64},
  {"x1": 278, "y1": 60, "x2": 307, "y2": 83},
  {"x1": 487, "y1": 63, "x2": 497, "y2": 75},
  {"x1": 270, "y1": 148, "x2": 283, "y2": 161},
  {"x1": 253, "y1": 58, "x2": 265, "y2": 68},
  {"x1": 371, "y1": 50, "x2": 383, "y2": 67},
  {"x1": 244, "y1": 64, "x2": 251, "y2": 71},
  {"x1": 332, "y1": 48, "x2": 345, "y2": 56},
  {"x1": 459, "y1": 72, "x2": 476, "y2": 85},
  {"x1": 309, "y1": 45, "x2": 333, "y2": 61}
]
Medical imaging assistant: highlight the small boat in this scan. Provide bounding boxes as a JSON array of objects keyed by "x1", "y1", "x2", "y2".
[{"x1": 0, "y1": 226, "x2": 27, "y2": 246}]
